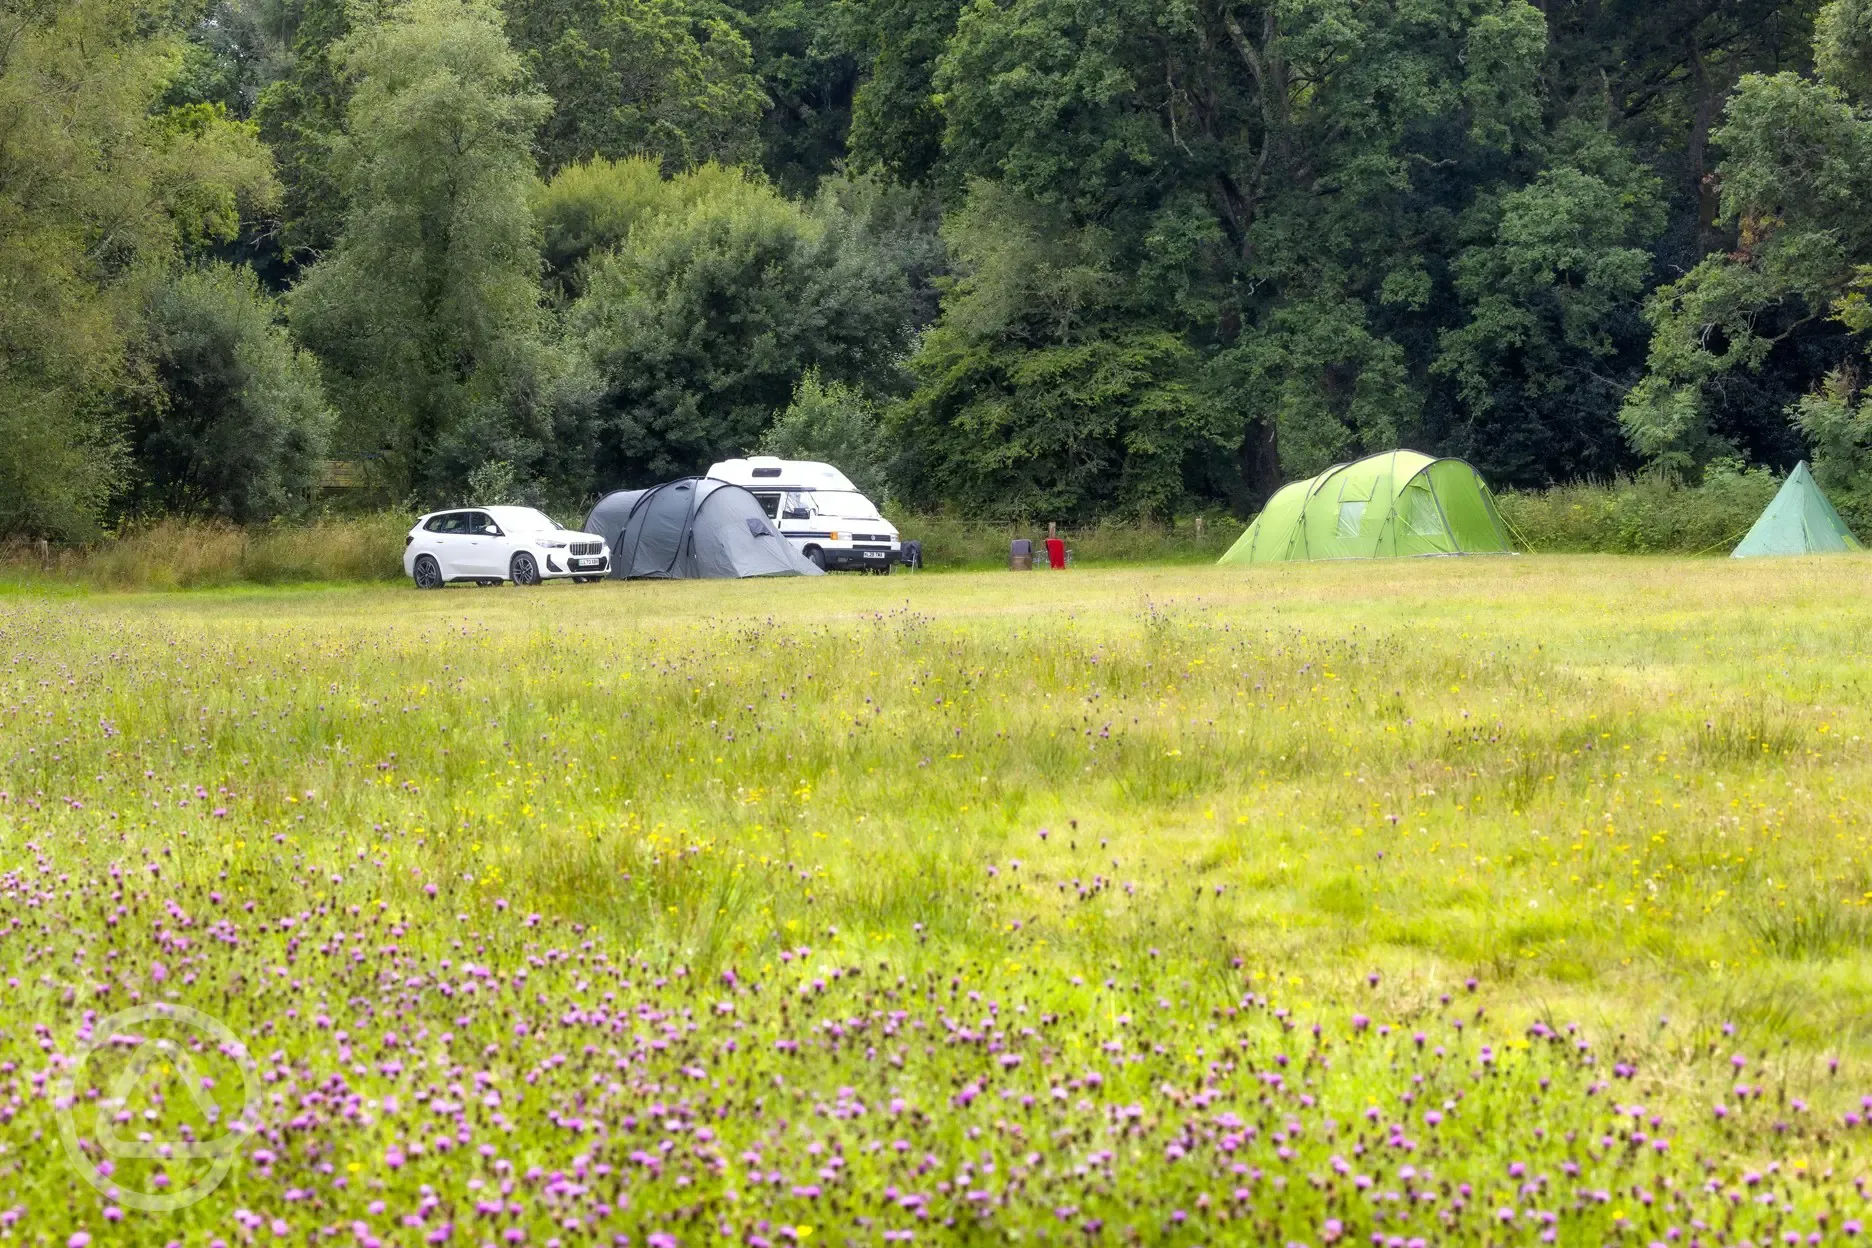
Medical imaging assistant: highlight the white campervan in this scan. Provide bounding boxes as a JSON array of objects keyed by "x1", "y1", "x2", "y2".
[{"x1": 706, "y1": 457, "x2": 902, "y2": 572}]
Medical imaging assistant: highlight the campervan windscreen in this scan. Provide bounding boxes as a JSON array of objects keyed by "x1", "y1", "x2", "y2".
[{"x1": 809, "y1": 491, "x2": 882, "y2": 521}]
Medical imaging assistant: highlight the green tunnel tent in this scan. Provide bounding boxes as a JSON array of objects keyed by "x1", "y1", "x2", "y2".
[
  {"x1": 1732, "y1": 461, "x2": 1864, "y2": 557},
  {"x1": 1219, "y1": 450, "x2": 1513, "y2": 564}
]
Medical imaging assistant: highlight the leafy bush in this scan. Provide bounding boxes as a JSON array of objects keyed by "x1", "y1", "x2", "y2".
[
  {"x1": 1495, "y1": 466, "x2": 1785, "y2": 554},
  {"x1": 0, "y1": 1, "x2": 276, "y2": 541},
  {"x1": 758, "y1": 372, "x2": 893, "y2": 501},
  {"x1": 532, "y1": 157, "x2": 753, "y2": 299},
  {"x1": 504, "y1": 0, "x2": 764, "y2": 178},
  {"x1": 564, "y1": 166, "x2": 915, "y2": 486},
  {"x1": 891, "y1": 184, "x2": 1228, "y2": 521},
  {"x1": 129, "y1": 263, "x2": 334, "y2": 522},
  {"x1": 1792, "y1": 369, "x2": 1872, "y2": 533}
]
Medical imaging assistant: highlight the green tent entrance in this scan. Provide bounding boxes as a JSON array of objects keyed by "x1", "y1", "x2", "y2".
[
  {"x1": 1731, "y1": 461, "x2": 1864, "y2": 558},
  {"x1": 1219, "y1": 450, "x2": 1513, "y2": 564}
]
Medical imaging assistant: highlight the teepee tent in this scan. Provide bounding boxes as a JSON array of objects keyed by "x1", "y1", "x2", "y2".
[
  {"x1": 1219, "y1": 450, "x2": 1513, "y2": 564},
  {"x1": 1731, "y1": 462, "x2": 1863, "y2": 558}
]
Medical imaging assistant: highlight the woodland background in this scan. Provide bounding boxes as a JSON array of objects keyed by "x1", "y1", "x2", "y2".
[{"x1": 8, "y1": 0, "x2": 1872, "y2": 540}]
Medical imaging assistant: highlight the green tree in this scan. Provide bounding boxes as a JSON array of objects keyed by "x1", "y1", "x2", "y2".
[
  {"x1": 1543, "y1": 0, "x2": 1819, "y2": 260},
  {"x1": 564, "y1": 168, "x2": 914, "y2": 485},
  {"x1": 129, "y1": 262, "x2": 333, "y2": 521},
  {"x1": 0, "y1": 0, "x2": 276, "y2": 538},
  {"x1": 916, "y1": 0, "x2": 1576, "y2": 510},
  {"x1": 533, "y1": 155, "x2": 749, "y2": 299},
  {"x1": 1207, "y1": 297, "x2": 1415, "y2": 483},
  {"x1": 160, "y1": 0, "x2": 295, "y2": 118},
  {"x1": 1791, "y1": 366, "x2": 1872, "y2": 525},
  {"x1": 759, "y1": 371, "x2": 892, "y2": 499},
  {"x1": 1623, "y1": 0, "x2": 1872, "y2": 500},
  {"x1": 253, "y1": 0, "x2": 360, "y2": 264},
  {"x1": 893, "y1": 183, "x2": 1228, "y2": 518},
  {"x1": 504, "y1": 0, "x2": 765, "y2": 174},
  {"x1": 1817, "y1": 0, "x2": 1872, "y2": 94},
  {"x1": 810, "y1": 170, "x2": 947, "y2": 329},
  {"x1": 289, "y1": 0, "x2": 556, "y2": 501},
  {"x1": 1434, "y1": 124, "x2": 1667, "y2": 482},
  {"x1": 738, "y1": 0, "x2": 858, "y2": 193},
  {"x1": 844, "y1": 0, "x2": 961, "y2": 184}
]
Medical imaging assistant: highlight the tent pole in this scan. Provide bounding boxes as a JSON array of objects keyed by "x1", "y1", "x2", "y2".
[
  {"x1": 620, "y1": 486, "x2": 661, "y2": 578},
  {"x1": 664, "y1": 478, "x2": 706, "y2": 577}
]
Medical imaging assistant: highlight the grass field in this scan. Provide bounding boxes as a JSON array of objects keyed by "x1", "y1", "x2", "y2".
[{"x1": 4, "y1": 556, "x2": 1872, "y2": 1245}]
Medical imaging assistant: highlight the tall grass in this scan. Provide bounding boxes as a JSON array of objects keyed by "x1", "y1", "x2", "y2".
[
  {"x1": 4, "y1": 558, "x2": 1872, "y2": 1241},
  {"x1": 1496, "y1": 467, "x2": 1785, "y2": 554},
  {"x1": 899, "y1": 511, "x2": 1247, "y2": 568},
  {"x1": 0, "y1": 464, "x2": 1843, "y2": 593},
  {"x1": 1, "y1": 512, "x2": 410, "y2": 589},
  {"x1": 9, "y1": 556, "x2": 1871, "y2": 1025},
  {"x1": 3, "y1": 510, "x2": 1248, "y2": 588}
]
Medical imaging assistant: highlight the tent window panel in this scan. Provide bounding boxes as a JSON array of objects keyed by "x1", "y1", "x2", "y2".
[
  {"x1": 1405, "y1": 491, "x2": 1444, "y2": 537},
  {"x1": 1336, "y1": 500, "x2": 1366, "y2": 537}
]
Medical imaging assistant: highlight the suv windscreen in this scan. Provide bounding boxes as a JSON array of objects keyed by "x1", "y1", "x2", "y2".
[{"x1": 498, "y1": 507, "x2": 562, "y2": 531}]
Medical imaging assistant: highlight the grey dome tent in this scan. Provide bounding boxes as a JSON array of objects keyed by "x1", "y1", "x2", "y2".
[{"x1": 583, "y1": 478, "x2": 825, "y2": 579}]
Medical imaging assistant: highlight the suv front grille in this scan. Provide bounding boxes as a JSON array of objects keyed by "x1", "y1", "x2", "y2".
[{"x1": 570, "y1": 542, "x2": 602, "y2": 556}]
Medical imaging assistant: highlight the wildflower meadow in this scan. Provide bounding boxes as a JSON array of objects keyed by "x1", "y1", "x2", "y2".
[{"x1": 3, "y1": 555, "x2": 1871, "y2": 1246}]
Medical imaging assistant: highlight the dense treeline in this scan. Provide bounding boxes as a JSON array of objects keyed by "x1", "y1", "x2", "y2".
[{"x1": 5, "y1": 0, "x2": 1872, "y2": 538}]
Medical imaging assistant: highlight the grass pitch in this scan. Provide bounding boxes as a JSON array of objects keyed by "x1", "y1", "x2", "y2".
[{"x1": 4, "y1": 556, "x2": 1871, "y2": 1243}]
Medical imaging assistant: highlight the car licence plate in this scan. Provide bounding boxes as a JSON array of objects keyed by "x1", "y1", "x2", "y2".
[
  {"x1": 863, "y1": 551, "x2": 885, "y2": 559},
  {"x1": 572, "y1": 558, "x2": 601, "y2": 569}
]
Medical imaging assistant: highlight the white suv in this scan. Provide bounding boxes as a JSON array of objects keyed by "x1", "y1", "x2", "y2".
[{"x1": 404, "y1": 506, "x2": 610, "y2": 588}]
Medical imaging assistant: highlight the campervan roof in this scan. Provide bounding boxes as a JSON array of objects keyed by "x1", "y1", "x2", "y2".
[{"x1": 708, "y1": 457, "x2": 856, "y2": 491}]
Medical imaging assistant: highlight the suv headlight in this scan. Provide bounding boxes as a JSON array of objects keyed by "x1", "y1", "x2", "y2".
[{"x1": 536, "y1": 538, "x2": 567, "y2": 548}]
